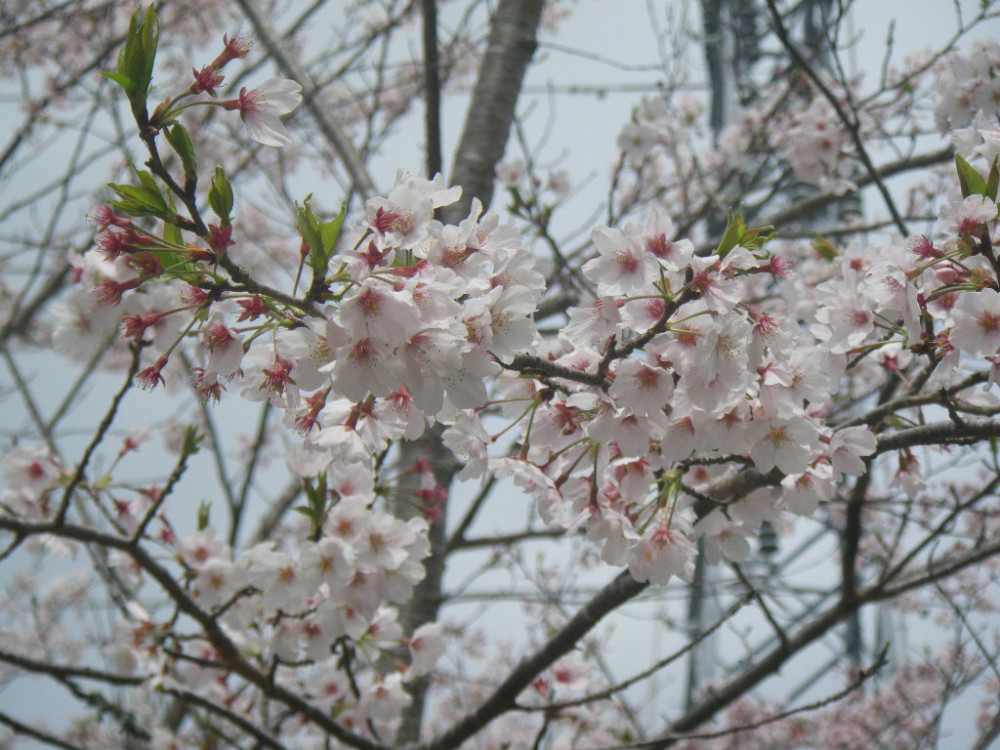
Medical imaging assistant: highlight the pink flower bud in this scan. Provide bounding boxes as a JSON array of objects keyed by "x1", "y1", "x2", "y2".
[
  {"x1": 136, "y1": 356, "x2": 169, "y2": 390},
  {"x1": 191, "y1": 65, "x2": 224, "y2": 94}
]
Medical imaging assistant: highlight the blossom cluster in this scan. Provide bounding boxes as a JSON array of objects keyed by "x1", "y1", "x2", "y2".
[
  {"x1": 43, "y1": 114, "x2": 1000, "y2": 602},
  {"x1": 612, "y1": 40, "x2": 1000, "y2": 225},
  {"x1": 0, "y1": 445, "x2": 64, "y2": 522},
  {"x1": 106, "y1": 506, "x2": 444, "y2": 735},
  {"x1": 934, "y1": 39, "x2": 1000, "y2": 130},
  {"x1": 4, "y1": 17, "x2": 1000, "y2": 748}
]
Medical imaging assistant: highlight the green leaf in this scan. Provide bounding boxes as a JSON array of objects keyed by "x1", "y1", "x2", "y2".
[
  {"x1": 811, "y1": 232, "x2": 838, "y2": 261},
  {"x1": 303, "y1": 473, "x2": 328, "y2": 513},
  {"x1": 107, "y1": 173, "x2": 170, "y2": 219},
  {"x1": 741, "y1": 224, "x2": 776, "y2": 252},
  {"x1": 101, "y1": 71, "x2": 134, "y2": 91},
  {"x1": 296, "y1": 197, "x2": 324, "y2": 258},
  {"x1": 309, "y1": 202, "x2": 347, "y2": 277},
  {"x1": 113, "y1": 5, "x2": 159, "y2": 101},
  {"x1": 297, "y1": 197, "x2": 347, "y2": 280},
  {"x1": 136, "y1": 169, "x2": 160, "y2": 194},
  {"x1": 197, "y1": 500, "x2": 211, "y2": 531},
  {"x1": 163, "y1": 217, "x2": 182, "y2": 247},
  {"x1": 320, "y1": 203, "x2": 347, "y2": 256},
  {"x1": 208, "y1": 167, "x2": 234, "y2": 225},
  {"x1": 956, "y1": 153, "x2": 988, "y2": 198},
  {"x1": 299, "y1": 473, "x2": 329, "y2": 538},
  {"x1": 716, "y1": 206, "x2": 746, "y2": 258},
  {"x1": 182, "y1": 425, "x2": 203, "y2": 456},
  {"x1": 986, "y1": 155, "x2": 999, "y2": 202},
  {"x1": 506, "y1": 186, "x2": 525, "y2": 215},
  {"x1": 165, "y1": 123, "x2": 197, "y2": 182},
  {"x1": 714, "y1": 205, "x2": 774, "y2": 257}
]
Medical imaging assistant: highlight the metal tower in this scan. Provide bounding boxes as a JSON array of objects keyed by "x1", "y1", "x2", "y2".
[{"x1": 684, "y1": 0, "x2": 874, "y2": 711}]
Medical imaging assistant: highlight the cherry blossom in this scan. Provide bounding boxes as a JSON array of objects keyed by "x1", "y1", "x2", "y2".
[
  {"x1": 6, "y1": 9, "x2": 1000, "y2": 750},
  {"x1": 361, "y1": 673, "x2": 412, "y2": 723},
  {"x1": 951, "y1": 288, "x2": 1000, "y2": 358},
  {"x1": 582, "y1": 226, "x2": 658, "y2": 296},
  {"x1": 407, "y1": 621, "x2": 447, "y2": 677},
  {"x1": 628, "y1": 509, "x2": 697, "y2": 585},
  {"x1": 748, "y1": 415, "x2": 823, "y2": 475},
  {"x1": 938, "y1": 194, "x2": 999, "y2": 236},
  {"x1": 231, "y1": 78, "x2": 303, "y2": 147},
  {"x1": 2, "y1": 445, "x2": 62, "y2": 499},
  {"x1": 829, "y1": 426, "x2": 878, "y2": 478},
  {"x1": 609, "y1": 358, "x2": 675, "y2": 417}
]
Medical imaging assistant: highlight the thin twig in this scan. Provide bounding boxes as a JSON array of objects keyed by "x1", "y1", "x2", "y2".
[{"x1": 55, "y1": 345, "x2": 143, "y2": 525}]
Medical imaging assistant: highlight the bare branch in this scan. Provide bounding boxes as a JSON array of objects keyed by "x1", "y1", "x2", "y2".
[
  {"x1": 0, "y1": 648, "x2": 145, "y2": 687},
  {"x1": 414, "y1": 570, "x2": 647, "y2": 750},
  {"x1": 439, "y1": 0, "x2": 546, "y2": 222}
]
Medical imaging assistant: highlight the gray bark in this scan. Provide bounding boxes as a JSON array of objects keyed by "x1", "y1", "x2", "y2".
[
  {"x1": 438, "y1": 0, "x2": 546, "y2": 225},
  {"x1": 395, "y1": 0, "x2": 546, "y2": 741}
]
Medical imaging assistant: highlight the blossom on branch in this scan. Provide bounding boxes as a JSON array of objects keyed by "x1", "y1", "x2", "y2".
[
  {"x1": 10, "y1": 12, "x2": 1000, "y2": 749},
  {"x1": 230, "y1": 77, "x2": 303, "y2": 147}
]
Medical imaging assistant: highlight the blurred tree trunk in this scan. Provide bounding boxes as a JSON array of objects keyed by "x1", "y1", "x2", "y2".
[{"x1": 395, "y1": 0, "x2": 546, "y2": 741}]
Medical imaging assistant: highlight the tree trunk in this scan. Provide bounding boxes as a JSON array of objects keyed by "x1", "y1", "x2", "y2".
[{"x1": 395, "y1": 0, "x2": 545, "y2": 741}]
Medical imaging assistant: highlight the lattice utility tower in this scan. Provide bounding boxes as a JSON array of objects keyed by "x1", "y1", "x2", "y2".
[{"x1": 684, "y1": 0, "x2": 880, "y2": 711}]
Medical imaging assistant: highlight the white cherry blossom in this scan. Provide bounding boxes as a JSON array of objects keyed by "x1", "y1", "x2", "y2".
[{"x1": 234, "y1": 78, "x2": 302, "y2": 147}]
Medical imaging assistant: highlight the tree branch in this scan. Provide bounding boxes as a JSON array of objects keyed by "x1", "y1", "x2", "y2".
[
  {"x1": 414, "y1": 570, "x2": 647, "y2": 750},
  {"x1": 438, "y1": 0, "x2": 546, "y2": 223},
  {"x1": 0, "y1": 709, "x2": 84, "y2": 750},
  {"x1": 663, "y1": 645, "x2": 890, "y2": 745},
  {"x1": 55, "y1": 344, "x2": 143, "y2": 525},
  {"x1": 422, "y1": 0, "x2": 443, "y2": 178},
  {"x1": 764, "y1": 0, "x2": 909, "y2": 236},
  {"x1": 0, "y1": 648, "x2": 145, "y2": 687},
  {"x1": 651, "y1": 532, "x2": 1000, "y2": 744},
  {"x1": 0, "y1": 517, "x2": 394, "y2": 750},
  {"x1": 875, "y1": 418, "x2": 1000, "y2": 454},
  {"x1": 232, "y1": 0, "x2": 378, "y2": 200},
  {"x1": 758, "y1": 146, "x2": 952, "y2": 229}
]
